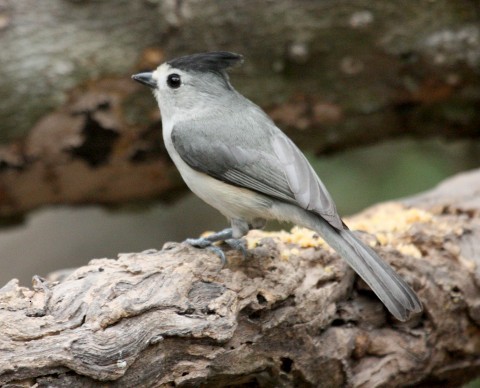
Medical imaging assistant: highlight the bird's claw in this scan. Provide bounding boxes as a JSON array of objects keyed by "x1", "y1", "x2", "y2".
[
  {"x1": 185, "y1": 235, "x2": 248, "y2": 265},
  {"x1": 226, "y1": 238, "x2": 248, "y2": 258},
  {"x1": 185, "y1": 237, "x2": 227, "y2": 266},
  {"x1": 206, "y1": 246, "x2": 227, "y2": 266}
]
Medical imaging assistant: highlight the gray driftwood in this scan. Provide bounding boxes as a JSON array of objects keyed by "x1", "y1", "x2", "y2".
[{"x1": 1, "y1": 169, "x2": 480, "y2": 387}]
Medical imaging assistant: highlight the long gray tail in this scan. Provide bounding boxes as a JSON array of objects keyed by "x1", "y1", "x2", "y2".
[
  {"x1": 286, "y1": 206, "x2": 423, "y2": 321},
  {"x1": 335, "y1": 228, "x2": 422, "y2": 321}
]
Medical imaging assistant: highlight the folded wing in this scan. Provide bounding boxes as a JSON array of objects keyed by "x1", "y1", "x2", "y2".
[{"x1": 171, "y1": 107, "x2": 343, "y2": 229}]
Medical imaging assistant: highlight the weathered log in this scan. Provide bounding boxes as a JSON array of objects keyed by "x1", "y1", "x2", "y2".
[
  {"x1": 1, "y1": 169, "x2": 479, "y2": 387},
  {"x1": 0, "y1": 0, "x2": 479, "y2": 218}
]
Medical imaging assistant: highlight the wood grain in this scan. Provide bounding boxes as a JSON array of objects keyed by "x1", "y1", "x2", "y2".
[{"x1": 1, "y1": 169, "x2": 479, "y2": 387}]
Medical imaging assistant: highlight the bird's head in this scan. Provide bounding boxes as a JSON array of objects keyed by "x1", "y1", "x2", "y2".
[{"x1": 132, "y1": 51, "x2": 243, "y2": 122}]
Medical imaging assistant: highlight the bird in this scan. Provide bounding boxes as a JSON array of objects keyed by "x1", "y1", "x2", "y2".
[{"x1": 132, "y1": 51, "x2": 422, "y2": 321}]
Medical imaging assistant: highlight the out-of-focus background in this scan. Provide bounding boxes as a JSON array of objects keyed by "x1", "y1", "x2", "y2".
[{"x1": 0, "y1": 2, "x2": 479, "y2": 287}]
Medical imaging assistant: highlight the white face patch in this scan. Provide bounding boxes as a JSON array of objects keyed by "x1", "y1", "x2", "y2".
[
  {"x1": 151, "y1": 64, "x2": 182, "y2": 121},
  {"x1": 151, "y1": 68, "x2": 160, "y2": 83},
  {"x1": 151, "y1": 64, "x2": 169, "y2": 94}
]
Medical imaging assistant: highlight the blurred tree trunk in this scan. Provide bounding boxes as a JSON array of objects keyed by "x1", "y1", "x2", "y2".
[
  {"x1": 0, "y1": 0, "x2": 479, "y2": 218},
  {"x1": 1, "y1": 169, "x2": 480, "y2": 387}
]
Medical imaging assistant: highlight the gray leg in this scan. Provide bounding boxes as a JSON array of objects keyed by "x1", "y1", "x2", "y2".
[
  {"x1": 225, "y1": 219, "x2": 250, "y2": 258},
  {"x1": 249, "y1": 218, "x2": 267, "y2": 230},
  {"x1": 226, "y1": 218, "x2": 266, "y2": 258},
  {"x1": 231, "y1": 219, "x2": 250, "y2": 239}
]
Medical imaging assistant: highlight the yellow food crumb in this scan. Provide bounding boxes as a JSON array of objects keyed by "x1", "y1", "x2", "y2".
[
  {"x1": 280, "y1": 251, "x2": 290, "y2": 261},
  {"x1": 376, "y1": 233, "x2": 388, "y2": 246},
  {"x1": 323, "y1": 265, "x2": 334, "y2": 274},
  {"x1": 347, "y1": 203, "x2": 432, "y2": 234},
  {"x1": 396, "y1": 243, "x2": 422, "y2": 258}
]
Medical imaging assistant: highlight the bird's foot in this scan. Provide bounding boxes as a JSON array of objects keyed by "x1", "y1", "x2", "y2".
[{"x1": 185, "y1": 228, "x2": 249, "y2": 265}]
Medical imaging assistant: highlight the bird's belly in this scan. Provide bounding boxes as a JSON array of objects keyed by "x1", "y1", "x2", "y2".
[
  {"x1": 183, "y1": 164, "x2": 271, "y2": 220},
  {"x1": 164, "y1": 138, "x2": 271, "y2": 220}
]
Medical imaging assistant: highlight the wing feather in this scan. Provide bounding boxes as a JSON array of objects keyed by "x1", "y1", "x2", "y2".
[{"x1": 171, "y1": 107, "x2": 343, "y2": 229}]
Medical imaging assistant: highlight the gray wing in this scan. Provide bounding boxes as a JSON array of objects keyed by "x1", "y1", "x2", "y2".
[{"x1": 171, "y1": 107, "x2": 343, "y2": 229}]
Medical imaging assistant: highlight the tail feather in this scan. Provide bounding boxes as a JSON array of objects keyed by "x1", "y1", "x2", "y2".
[
  {"x1": 272, "y1": 203, "x2": 423, "y2": 321},
  {"x1": 338, "y1": 229, "x2": 422, "y2": 320}
]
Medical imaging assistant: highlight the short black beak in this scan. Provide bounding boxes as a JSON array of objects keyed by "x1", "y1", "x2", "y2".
[{"x1": 132, "y1": 72, "x2": 157, "y2": 89}]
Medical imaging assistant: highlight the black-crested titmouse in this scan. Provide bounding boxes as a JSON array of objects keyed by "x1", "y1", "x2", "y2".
[{"x1": 132, "y1": 51, "x2": 422, "y2": 321}]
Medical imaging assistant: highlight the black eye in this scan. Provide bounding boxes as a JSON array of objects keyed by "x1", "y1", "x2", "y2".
[{"x1": 167, "y1": 73, "x2": 181, "y2": 89}]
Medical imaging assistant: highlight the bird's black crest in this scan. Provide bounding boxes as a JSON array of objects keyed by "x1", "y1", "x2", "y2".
[{"x1": 167, "y1": 51, "x2": 244, "y2": 74}]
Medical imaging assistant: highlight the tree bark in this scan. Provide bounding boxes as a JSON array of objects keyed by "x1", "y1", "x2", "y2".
[
  {"x1": 0, "y1": 0, "x2": 479, "y2": 218},
  {"x1": 1, "y1": 169, "x2": 479, "y2": 387}
]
